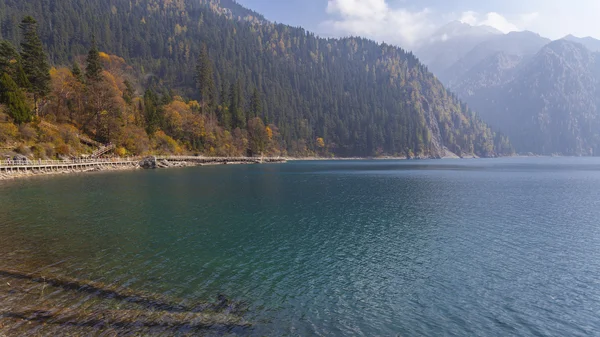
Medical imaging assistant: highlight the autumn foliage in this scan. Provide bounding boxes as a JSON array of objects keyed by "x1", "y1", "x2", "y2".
[{"x1": 1, "y1": 48, "x2": 282, "y2": 159}]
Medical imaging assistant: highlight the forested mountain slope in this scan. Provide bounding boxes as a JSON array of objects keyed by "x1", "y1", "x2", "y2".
[{"x1": 0, "y1": 0, "x2": 513, "y2": 157}]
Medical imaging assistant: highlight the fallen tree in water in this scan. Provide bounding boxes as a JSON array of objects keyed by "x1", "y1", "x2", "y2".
[
  {"x1": 0, "y1": 268, "x2": 243, "y2": 314},
  {"x1": 0, "y1": 268, "x2": 251, "y2": 333},
  {"x1": 2, "y1": 308, "x2": 251, "y2": 330}
]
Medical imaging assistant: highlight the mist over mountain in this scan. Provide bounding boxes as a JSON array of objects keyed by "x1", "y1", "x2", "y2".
[
  {"x1": 418, "y1": 21, "x2": 600, "y2": 155},
  {"x1": 489, "y1": 40, "x2": 600, "y2": 155},
  {"x1": 443, "y1": 31, "x2": 550, "y2": 86},
  {"x1": 416, "y1": 21, "x2": 502, "y2": 79}
]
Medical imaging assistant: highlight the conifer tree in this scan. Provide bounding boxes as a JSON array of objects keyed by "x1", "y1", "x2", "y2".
[
  {"x1": 71, "y1": 61, "x2": 84, "y2": 82},
  {"x1": 215, "y1": 81, "x2": 230, "y2": 127},
  {"x1": 123, "y1": 79, "x2": 134, "y2": 104},
  {"x1": 229, "y1": 80, "x2": 245, "y2": 129},
  {"x1": 144, "y1": 89, "x2": 161, "y2": 134},
  {"x1": 0, "y1": 40, "x2": 29, "y2": 88},
  {"x1": 248, "y1": 117, "x2": 268, "y2": 156},
  {"x1": 19, "y1": 16, "x2": 50, "y2": 113},
  {"x1": 0, "y1": 41, "x2": 19, "y2": 74},
  {"x1": 0, "y1": 73, "x2": 31, "y2": 124},
  {"x1": 248, "y1": 87, "x2": 261, "y2": 121},
  {"x1": 219, "y1": 81, "x2": 228, "y2": 107},
  {"x1": 85, "y1": 37, "x2": 103, "y2": 82},
  {"x1": 195, "y1": 44, "x2": 216, "y2": 113}
]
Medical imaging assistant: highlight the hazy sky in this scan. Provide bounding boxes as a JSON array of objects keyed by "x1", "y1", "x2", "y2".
[{"x1": 237, "y1": 0, "x2": 600, "y2": 48}]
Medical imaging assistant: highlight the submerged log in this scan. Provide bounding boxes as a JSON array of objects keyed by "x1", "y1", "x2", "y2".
[
  {"x1": 1, "y1": 308, "x2": 251, "y2": 330},
  {"x1": 0, "y1": 269, "x2": 244, "y2": 314}
]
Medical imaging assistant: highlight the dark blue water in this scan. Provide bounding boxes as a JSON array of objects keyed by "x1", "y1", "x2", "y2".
[{"x1": 1, "y1": 158, "x2": 600, "y2": 336}]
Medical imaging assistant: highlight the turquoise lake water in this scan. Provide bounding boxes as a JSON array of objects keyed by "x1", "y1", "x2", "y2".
[{"x1": 1, "y1": 158, "x2": 600, "y2": 335}]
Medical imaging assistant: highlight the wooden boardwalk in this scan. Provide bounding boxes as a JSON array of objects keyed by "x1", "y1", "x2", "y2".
[
  {"x1": 0, "y1": 158, "x2": 138, "y2": 173},
  {"x1": 0, "y1": 156, "x2": 286, "y2": 173}
]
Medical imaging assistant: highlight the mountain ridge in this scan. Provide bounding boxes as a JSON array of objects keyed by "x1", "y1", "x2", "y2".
[
  {"x1": 417, "y1": 21, "x2": 600, "y2": 155},
  {"x1": 417, "y1": 21, "x2": 502, "y2": 77},
  {"x1": 456, "y1": 40, "x2": 600, "y2": 155}
]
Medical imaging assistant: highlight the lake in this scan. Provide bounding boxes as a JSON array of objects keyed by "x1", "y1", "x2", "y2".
[{"x1": 1, "y1": 158, "x2": 599, "y2": 336}]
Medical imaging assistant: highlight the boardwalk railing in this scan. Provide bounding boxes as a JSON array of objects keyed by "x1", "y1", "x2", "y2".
[
  {"x1": 0, "y1": 157, "x2": 139, "y2": 167},
  {"x1": 91, "y1": 144, "x2": 116, "y2": 158}
]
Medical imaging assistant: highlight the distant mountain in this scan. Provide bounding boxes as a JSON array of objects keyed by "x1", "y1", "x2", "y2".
[
  {"x1": 418, "y1": 21, "x2": 600, "y2": 155},
  {"x1": 443, "y1": 31, "x2": 550, "y2": 86},
  {"x1": 563, "y1": 35, "x2": 600, "y2": 53},
  {"x1": 416, "y1": 21, "x2": 502, "y2": 78},
  {"x1": 457, "y1": 40, "x2": 600, "y2": 155},
  {"x1": 452, "y1": 52, "x2": 523, "y2": 98}
]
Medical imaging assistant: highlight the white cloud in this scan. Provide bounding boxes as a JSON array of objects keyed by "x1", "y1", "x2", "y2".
[
  {"x1": 320, "y1": 0, "x2": 600, "y2": 48},
  {"x1": 480, "y1": 12, "x2": 519, "y2": 33},
  {"x1": 459, "y1": 11, "x2": 520, "y2": 33},
  {"x1": 326, "y1": 0, "x2": 388, "y2": 20},
  {"x1": 321, "y1": 1, "x2": 530, "y2": 48},
  {"x1": 321, "y1": 0, "x2": 435, "y2": 48},
  {"x1": 459, "y1": 11, "x2": 478, "y2": 26},
  {"x1": 518, "y1": 0, "x2": 600, "y2": 39},
  {"x1": 455, "y1": 0, "x2": 600, "y2": 39}
]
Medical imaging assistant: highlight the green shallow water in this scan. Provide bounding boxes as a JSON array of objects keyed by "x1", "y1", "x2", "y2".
[{"x1": 1, "y1": 158, "x2": 600, "y2": 335}]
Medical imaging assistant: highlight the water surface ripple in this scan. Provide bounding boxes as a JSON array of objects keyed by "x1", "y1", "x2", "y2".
[{"x1": 1, "y1": 158, "x2": 599, "y2": 336}]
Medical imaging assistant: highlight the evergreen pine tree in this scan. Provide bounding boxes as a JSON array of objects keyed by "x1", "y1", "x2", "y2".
[
  {"x1": 85, "y1": 37, "x2": 103, "y2": 82},
  {"x1": 229, "y1": 82, "x2": 240, "y2": 129},
  {"x1": 248, "y1": 87, "x2": 261, "y2": 121},
  {"x1": 13, "y1": 62, "x2": 30, "y2": 90},
  {"x1": 219, "y1": 81, "x2": 228, "y2": 107},
  {"x1": 217, "y1": 81, "x2": 231, "y2": 129},
  {"x1": 0, "y1": 73, "x2": 31, "y2": 124},
  {"x1": 71, "y1": 61, "x2": 84, "y2": 82},
  {"x1": 144, "y1": 89, "x2": 161, "y2": 134},
  {"x1": 195, "y1": 44, "x2": 216, "y2": 113},
  {"x1": 248, "y1": 117, "x2": 268, "y2": 156},
  {"x1": 19, "y1": 16, "x2": 50, "y2": 113},
  {"x1": 123, "y1": 79, "x2": 134, "y2": 104},
  {"x1": 0, "y1": 41, "x2": 19, "y2": 74},
  {"x1": 0, "y1": 40, "x2": 29, "y2": 89}
]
